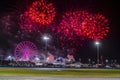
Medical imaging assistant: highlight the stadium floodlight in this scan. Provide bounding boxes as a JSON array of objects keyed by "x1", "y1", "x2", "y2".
[{"x1": 95, "y1": 41, "x2": 100, "y2": 64}]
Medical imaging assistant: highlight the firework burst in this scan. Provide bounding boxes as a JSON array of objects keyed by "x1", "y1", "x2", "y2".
[
  {"x1": 55, "y1": 10, "x2": 91, "y2": 47},
  {"x1": 85, "y1": 14, "x2": 109, "y2": 40},
  {"x1": 28, "y1": 0, "x2": 56, "y2": 25},
  {"x1": 18, "y1": 11, "x2": 41, "y2": 33},
  {"x1": 55, "y1": 10, "x2": 109, "y2": 48}
]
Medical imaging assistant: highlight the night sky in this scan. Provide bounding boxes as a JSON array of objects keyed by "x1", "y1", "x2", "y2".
[{"x1": 0, "y1": 0, "x2": 120, "y2": 63}]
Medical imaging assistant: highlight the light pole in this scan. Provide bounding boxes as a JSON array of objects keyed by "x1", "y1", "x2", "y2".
[
  {"x1": 43, "y1": 35, "x2": 50, "y2": 62},
  {"x1": 95, "y1": 41, "x2": 100, "y2": 64},
  {"x1": 0, "y1": 55, "x2": 3, "y2": 66},
  {"x1": 43, "y1": 36, "x2": 50, "y2": 52}
]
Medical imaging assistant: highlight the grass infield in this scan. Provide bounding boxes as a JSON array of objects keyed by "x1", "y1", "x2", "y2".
[{"x1": 0, "y1": 68, "x2": 120, "y2": 77}]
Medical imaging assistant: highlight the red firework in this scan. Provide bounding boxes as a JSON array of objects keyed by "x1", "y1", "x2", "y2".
[
  {"x1": 56, "y1": 10, "x2": 90, "y2": 48},
  {"x1": 19, "y1": 11, "x2": 41, "y2": 33},
  {"x1": 56, "y1": 10, "x2": 109, "y2": 48},
  {"x1": 28, "y1": 0, "x2": 56, "y2": 25},
  {"x1": 57, "y1": 10, "x2": 109, "y2": 40},
  {"x1": 76, "y1": 12, "x2": 95, "y2": 37},
  {"x1": 85, "y1": 14, "x2": 109, "y2": 40},
  {"x1": 57, "y1": 10, "x2": 91, "y2": 40}
]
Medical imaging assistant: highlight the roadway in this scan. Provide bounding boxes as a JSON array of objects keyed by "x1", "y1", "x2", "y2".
[{"x1": 0, "y1": 76, "x2": 120, "y2": 80}]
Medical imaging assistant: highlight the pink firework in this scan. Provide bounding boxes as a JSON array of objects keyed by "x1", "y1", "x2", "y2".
[
  {"x1": 0, "y1": 15, "x2": 14, "y2": 35},
  {"x1": 19, "y1": 11, "x2": 41, "y2": 33},
  {"x1": 28, "y1": 0, "x2": 56, "y2": 25}
]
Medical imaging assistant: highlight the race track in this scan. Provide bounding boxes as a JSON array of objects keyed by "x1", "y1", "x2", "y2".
[{"x1": 0, "y1": 76, "x2": 120, "y2": 80}]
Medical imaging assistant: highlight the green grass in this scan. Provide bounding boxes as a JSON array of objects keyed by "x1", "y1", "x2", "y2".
[{"x1": 0, "y1": 68, "x2": 120, "y2": 77}]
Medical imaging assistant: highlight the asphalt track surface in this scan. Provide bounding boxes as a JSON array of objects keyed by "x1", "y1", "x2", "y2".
[{"x1": 0, "y1": 76, "x2": 120, "y2": 80}]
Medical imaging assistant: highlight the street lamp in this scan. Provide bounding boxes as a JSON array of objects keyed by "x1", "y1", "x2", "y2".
[
  {"x1": 43, "y1": 35, "x2": 50, "y2": 62},
  {"x1": 43, "y1": 36, "x2": 50, "y2": 51},
  {"x1": 95, "y1": 41, "x2": 100, "y2": 64}
]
